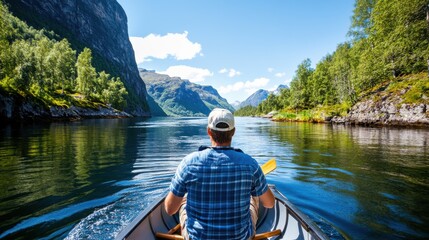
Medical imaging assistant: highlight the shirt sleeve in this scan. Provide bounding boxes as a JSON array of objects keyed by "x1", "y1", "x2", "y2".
[
  {"x1": 251, "y1": 165, "x2": 268, "y2": 196},
  {"x1": 169, "y1": 159, "x2": 188, "y2": 197}
]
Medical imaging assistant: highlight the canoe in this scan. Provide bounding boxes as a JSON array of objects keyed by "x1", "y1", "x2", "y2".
[{"x1": 115, "y1": 185, "x2": 328, "y2": 240}]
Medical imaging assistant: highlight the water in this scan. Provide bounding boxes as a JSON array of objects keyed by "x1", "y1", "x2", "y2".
[{"x1": 0, "y1": 117, "x2": 428, "y2": 239}]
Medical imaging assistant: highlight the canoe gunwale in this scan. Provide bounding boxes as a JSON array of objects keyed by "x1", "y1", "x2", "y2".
[
  {"x1": 115, "y1": 186, "x2": 328, "y2": 240},
  {"x1": 270, "y1": 185, "x2": 328, "y2": 240}
]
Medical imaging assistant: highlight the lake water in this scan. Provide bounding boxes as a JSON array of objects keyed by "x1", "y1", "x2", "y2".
[{"x1": 0, "y1": 117, "x2": 428, "y2": 239}]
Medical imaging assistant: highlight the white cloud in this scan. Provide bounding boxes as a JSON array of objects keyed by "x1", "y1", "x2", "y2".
[
  {"x1": 218, "y1": 77, "x2": 270, "y2": 94},
  {"x1": 219, "y1": 68, "x2": 241, "y2": 78},
  {"x1": 219, "y1": 68, "x2": 228, "y2": 74},
  {"x1": 267, "y1": 67, "x2": 274, "y2": 73},
  {"x1": 228, "y1": 69, "x2": 241, "y2": 77},
  {"x1": 130, "y1": 31, "x2": 202, "y2": 64},
  {"x1": 159, "y1": 65, "x2": 213, "y2": 83},
  {"x1": 245, "y1": 88, "x2": 259, "y2": 94},
  {"x1": 275, "y1": 72, "x2": 286, "y2": 78}
]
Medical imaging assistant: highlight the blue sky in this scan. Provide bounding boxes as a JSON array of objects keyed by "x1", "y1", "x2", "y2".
[{"x1": 117, "y1": 0, "x2": 355, "y2": 103}]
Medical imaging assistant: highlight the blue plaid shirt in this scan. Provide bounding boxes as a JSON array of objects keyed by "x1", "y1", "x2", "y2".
[{"x1": 169, "y1": 147, "x2": 269, "y2": 240}]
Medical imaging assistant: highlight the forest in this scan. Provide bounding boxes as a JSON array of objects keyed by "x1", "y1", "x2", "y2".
[
  {"x1": 0, "y1": 1, "x2": 128, "y2": 111},
  {"x1": 235, "y1": 0, "x2": 429, "y2": 120}
]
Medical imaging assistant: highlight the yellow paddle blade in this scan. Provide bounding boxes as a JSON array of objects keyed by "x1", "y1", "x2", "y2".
[{"x1": 261, "y1": 158, "x2": 277, "y2": 175}]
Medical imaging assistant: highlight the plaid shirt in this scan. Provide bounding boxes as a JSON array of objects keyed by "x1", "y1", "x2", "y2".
[{"x1": 170, "y1": 147, "x2": 269, "y2": 240}]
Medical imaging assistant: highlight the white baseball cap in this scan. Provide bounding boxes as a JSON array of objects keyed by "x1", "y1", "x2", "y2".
[{"x1": 207, "y1": 108, "x2": 235, "y2": 131}]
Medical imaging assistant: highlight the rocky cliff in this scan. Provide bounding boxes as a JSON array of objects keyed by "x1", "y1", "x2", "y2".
[
  {"x1": 331, "y1": 99, "x2": 429, "y2": 126},
  {"x1": 5, "y1": 0, "x2": 150, "y2": 116},
  {"x1": 139, "y1": 69, "x2": 234, "y2": 117},
  {"x1": 331, "y1": 74, "x2": 429, "y2": 126}
]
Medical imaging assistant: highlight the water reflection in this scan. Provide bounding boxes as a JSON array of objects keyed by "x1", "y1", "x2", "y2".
[
  {"x1": 0, "y1": 119, "x2": 132, "y2": 239},
  {"x1": 266, "y1": 122, "x2": 429, "y2": 239},
  {"x1": 0, "y1": 118, "x2": 428, "y2": 240}
]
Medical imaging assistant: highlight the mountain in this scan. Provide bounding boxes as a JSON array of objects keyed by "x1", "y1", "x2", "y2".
[
  {"x1": 238, "y1": 90, "x2": 269, "y2": 109},
  {"x1": 238, "y1": 85, "x2": 287, "y2": 109},
  {"x1": 139, "y1": 69, "x2": 235, "y2": 116},
  {"x1": 4, "y1": 0, "x2": 150, "y2": 116},
  {"x1": 231, "y1": 101, "x2": 242, "y2": 110},
  {"x1": 272, "y1": 84, "x2": 287, "y2": 95}
]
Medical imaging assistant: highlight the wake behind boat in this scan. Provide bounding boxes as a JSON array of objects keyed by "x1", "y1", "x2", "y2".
[{"x1": 115, "y1": 185, "x2": 328, "y2": 240}]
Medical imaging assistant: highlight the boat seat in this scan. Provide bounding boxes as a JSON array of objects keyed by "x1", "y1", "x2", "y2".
[{"x1": 155, "y1": 224, "x2": 281, "y2": 240}]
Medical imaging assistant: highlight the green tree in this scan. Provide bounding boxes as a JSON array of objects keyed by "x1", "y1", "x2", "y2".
[
  {"x1": 277, "y1": 87, "x2": 291, "y2": 108},
  {"x1": 289, "y1": 59, "x2": 314, "y2": 109},
  {"x1": 53, "y1": 39, "x2": 76, "y2": 93},
  {"x1": 234, "y1": 105, "x2": 258, "y2": 116},
  {"x1": 103, "y1": 77, "x2": 127, "y2": 109},
  {"x1": 75, "y1": 48, "x2": 96, "y2": 97},
  {"x1": 9, "y1": 40, "x2": 36, "y2": 90},
  {"x1": 309, "y1": 54, "x2": 337, "y2": 106},
  {"x1": 348, "y1": 0, "x2": 377, "y2": 40},
  {"x1": 95, "y1": 71, "x2": 110, "y2": 100},
  {"x1": 33, "y1": 37, "x2": 54, "y2": 93},
  {"x1": 371, "y1": 0, "x2": 429, "y2": 76},
  {"x1": 330, "y1": 43, "x2": 357, "y2": 103}
]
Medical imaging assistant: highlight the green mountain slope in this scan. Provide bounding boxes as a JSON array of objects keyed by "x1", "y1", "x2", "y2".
[{"x1": 139, "y1": 69, "x2": 234, "y2": 116}]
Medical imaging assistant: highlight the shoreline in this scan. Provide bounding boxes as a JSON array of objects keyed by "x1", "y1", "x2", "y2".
[
  {"x1": 0, "y1": 91, "x2": 133, "y2": 123},
  {"x1": 270, "y1": 117, "x2": 429, "y2": 129}
]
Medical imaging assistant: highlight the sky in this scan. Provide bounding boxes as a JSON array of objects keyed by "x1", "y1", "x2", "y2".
[{"x1": 116, "y1": 0, "x2": 355, "y2": 103}]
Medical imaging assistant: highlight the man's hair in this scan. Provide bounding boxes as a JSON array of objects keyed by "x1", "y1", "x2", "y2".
[{"x1": 209, "y1": 122, "x2": 235, "y2": 144}]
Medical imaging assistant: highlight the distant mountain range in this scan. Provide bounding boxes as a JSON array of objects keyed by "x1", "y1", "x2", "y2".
[
  {"x1": 237, "y1": 85, "x2": 287, "y2": 109},
  {"x1": 139, "y1": 69, "x2": 235, "y2": 116}
]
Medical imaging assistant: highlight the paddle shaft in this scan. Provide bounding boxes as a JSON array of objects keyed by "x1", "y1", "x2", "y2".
[{"x1": 156, "y1": 229, "x2": 281, "y2": 240}]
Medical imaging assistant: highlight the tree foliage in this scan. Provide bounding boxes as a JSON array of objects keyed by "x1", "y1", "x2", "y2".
[
  {"x1": 237, "y1": 0, "x2": 429, "y2": 116},
  {"x1": 0, "y1": 2, "x2": 128, "y2": 110}
]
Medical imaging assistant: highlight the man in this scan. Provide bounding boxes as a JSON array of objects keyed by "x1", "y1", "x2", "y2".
[{"x1": 165, "y1": 108, "x2": 275, "y2": 240}]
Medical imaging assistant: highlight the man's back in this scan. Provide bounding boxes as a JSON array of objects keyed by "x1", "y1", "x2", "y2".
[{"x1": 170, "y1": 147, "x2": 268, "y2": 239}]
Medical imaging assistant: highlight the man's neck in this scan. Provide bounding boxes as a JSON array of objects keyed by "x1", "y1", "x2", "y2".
[{"x1": 211, "y1": 142, "x2": 231, "y2": 147}]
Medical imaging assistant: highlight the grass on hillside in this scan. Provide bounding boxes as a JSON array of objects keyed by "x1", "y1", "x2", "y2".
[
  {"x1": 273, "y1": 103, "x2": 351, "y2": 122},
  {"x1": 0, "y1": 81, "x2": 105, "y2": 110}
]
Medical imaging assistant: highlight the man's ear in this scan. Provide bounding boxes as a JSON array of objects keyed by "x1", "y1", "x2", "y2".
[{"x1": 207, "y1": 127, "x2": 212, "y2": 137}]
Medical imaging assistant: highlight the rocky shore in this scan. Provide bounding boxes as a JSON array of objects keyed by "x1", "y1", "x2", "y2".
[
  {"x1": 330, "y1": 77, "x2": 429, "y2": 127},
  {"x1": 0, "y1": 91, "x2": 131, "y2": 122},
  {"x1": 331, "y1": 100, "x2": 429, "y2": 127}
]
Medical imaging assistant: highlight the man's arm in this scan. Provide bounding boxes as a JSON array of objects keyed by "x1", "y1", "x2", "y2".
[
  {"x1": 259, "y1": 188, "x2": 275, "y2": 208},
  {"x1": 164, "y1": 191, "x2": 184, "y2": 215}
]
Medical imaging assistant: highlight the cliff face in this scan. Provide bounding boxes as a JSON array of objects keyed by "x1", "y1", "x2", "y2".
[
  {"x1": 331, "y1": 98, "x2": 429, "y2": 126},
  {"x1": 331, "y1": 74, "x2": 429, "y2": 126},
  {"x1": 5, "y1": 0, "x2": 150, "y2": 116}
]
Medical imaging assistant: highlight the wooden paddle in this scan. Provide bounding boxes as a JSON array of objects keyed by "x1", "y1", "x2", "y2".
[{"x1": 261, "y1": 158, "x2": 277, "y2": 175}]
